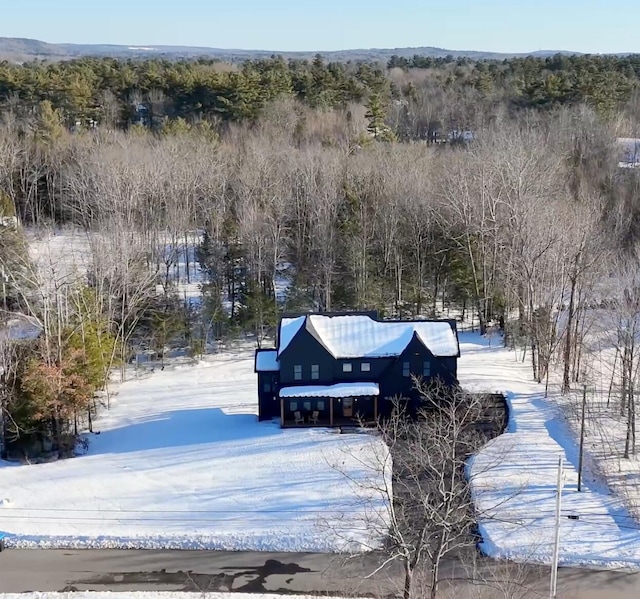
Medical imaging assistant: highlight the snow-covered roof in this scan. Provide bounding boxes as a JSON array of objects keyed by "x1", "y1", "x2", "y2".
[
  {"x1": 255, "y1": 349, "x2": 279, "y2": 372},
  {"x1": 279, "y1": 382, "x2": 380, "y2": 398},
  {"x1": 278, "y1": 316, "x2": 306, "y2": 356},
  {"x1": 278, "y1": 314, "x2": 458, "y2": 359}
]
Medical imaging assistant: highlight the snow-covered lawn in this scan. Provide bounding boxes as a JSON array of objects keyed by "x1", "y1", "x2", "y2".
[
  {"x1": 464, "y1": 332, "x2": 640, "y2": 569},
  {"x1": 0, "y1": 348, "x2": 388, "y2": 551},
  {"x1": 0, "y1": 594, "x2": 335, "y2": 599},
  {"x1": 6, "y1": 318, "x2": 640, "y2": 567}
]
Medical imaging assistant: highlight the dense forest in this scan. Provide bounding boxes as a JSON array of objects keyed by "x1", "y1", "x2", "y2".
[
  {"x1": 1, "y1": 52, "x2": 640, "y2": 458},
  {"x1": 0, "y1": 53, "x2": 639, "y2": 129}
]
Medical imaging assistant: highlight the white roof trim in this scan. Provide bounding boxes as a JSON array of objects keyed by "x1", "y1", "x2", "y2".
[{"x1": 279, "y1": 382, "x2": 380, "y2": 399}]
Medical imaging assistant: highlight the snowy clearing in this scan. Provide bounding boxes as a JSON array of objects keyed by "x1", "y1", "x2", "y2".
[
  {"x1": 0, "y1": 347, "x2": 388, "y2": 551},
  {"x1": 465, "y1": 332, "x2": 640, "y2": 569},
  {"x1": 5, "y1": 316, "x2": 640, "y2": 567},
  {"x1": 26, "y1": 228, "x2": 293, "y2": 314}
]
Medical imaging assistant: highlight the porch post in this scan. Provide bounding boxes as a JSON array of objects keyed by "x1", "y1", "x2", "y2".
[
  {"x1": 374, "y1": 395, "x2": 378, "y2": 421},
  {"x1": 280, "y1": 398, "x2": 285, "y2": 427},
  {"x1": 329, "y1": 398, "x2": 334, "y2": 427}
]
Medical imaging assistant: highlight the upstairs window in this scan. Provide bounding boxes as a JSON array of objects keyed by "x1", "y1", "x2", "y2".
[
  {"x1": 343, "y1": 363, "x2": 353, "y2": 373},
  {"x1": 361, "y1": 362, "x2": 371, "y2": 372},
  {"x1": 423, "y1": 361, "x2": 431, "y2": 377},
  {"x1": 311, "y1": 364, "x2": 320, "y2": 380},
  {"x1": 263, "y1": 382, "x2": 272, "y2": 393},
  {"x1": 402, "y1": 362, "x2": 410, "y2": 377},
  {"x1": 294, "y1": 364, "x2": 302, "y2": 380}
]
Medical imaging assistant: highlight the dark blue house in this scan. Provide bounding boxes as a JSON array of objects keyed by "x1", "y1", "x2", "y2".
[{"x1": 254, "y1": 312, "x2": 460, "y2": 427}]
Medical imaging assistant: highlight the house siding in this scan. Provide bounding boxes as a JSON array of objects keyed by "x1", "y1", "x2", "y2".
[
  {"x1": 257, "y1": 372, "x2": 279, "y2": 421},
  {"x1": 332, "y1": 357, "x2": 392, "y2": 382},
  {"x1": 378, "y1": 333, "x2": 458, "y2": 416},
  {"x1": 279, "y1": 328, "x2": 335, "y2": 386}
]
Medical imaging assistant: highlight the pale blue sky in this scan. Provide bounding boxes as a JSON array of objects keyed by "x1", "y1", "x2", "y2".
[{"x1": 2, "y1": 0, "x2": 637, "y2": 54}]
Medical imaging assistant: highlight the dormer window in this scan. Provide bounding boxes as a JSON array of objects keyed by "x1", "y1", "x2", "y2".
[{"x1": 342, "y1": 363, "x2": 353, "y2": 373}]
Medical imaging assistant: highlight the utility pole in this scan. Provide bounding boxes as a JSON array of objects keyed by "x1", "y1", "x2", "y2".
[
  {"x1": 578, "y1": 384, "x2": 587, "y2": 492},
  {"x1": 550, "y1": 456, "x2": 564, "y2": 599}
]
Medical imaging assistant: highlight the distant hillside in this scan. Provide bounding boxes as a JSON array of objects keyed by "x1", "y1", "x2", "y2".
[
  {"x1": 0, "y1": 36, "x2": 584, "y2": 63},
  {"x1": 0, "y1": 37, "x2": 70, "y2": 58}
]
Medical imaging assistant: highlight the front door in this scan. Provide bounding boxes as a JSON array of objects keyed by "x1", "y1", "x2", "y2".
[{"x1": 342, "y1": 398, "x2": 354, "y2": 418}]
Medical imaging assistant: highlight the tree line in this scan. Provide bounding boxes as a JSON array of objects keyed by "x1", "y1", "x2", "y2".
[
  {"x1": 0, "y1": 53, "x2": 638, "y2": 134},
  {"x1": 0, "y1": 50, "x2": 639, "y2": 459}
]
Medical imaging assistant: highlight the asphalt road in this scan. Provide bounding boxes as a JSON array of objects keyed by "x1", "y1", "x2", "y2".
[{"x1": 1, "y1": 549, "x2": 640, "y2": 598}]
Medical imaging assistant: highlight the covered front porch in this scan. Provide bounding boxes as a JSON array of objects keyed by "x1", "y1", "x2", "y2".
[{"x1": 279, "y1": 382, "x2": 379, "y2": 428}]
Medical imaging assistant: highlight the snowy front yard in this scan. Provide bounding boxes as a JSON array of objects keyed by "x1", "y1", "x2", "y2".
[
  {"x1": 464, "y1": 333, "x2": 640, "y2": 569},
  {"x1": 0, "y1": 348, "x2": 387, "y2": 551},
  {"x1": 0, "y1": 595, "x2": 331, "y2": 599},
  {"x1": 5, "y1": 328, "x2": 640, "y2": 567}
]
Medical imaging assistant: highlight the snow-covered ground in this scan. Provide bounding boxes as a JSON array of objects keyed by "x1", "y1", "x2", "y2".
[
  {"x1": 465, "y1": 332, "x2": 640, "y2": 569},
  {"x1": 0, "y1": 347, "x2": 388, "y2": 551},
  {"x1": 27, "y1": 228, "x2": 293, "y2": 320},
  {"x1": 27, "y1": 228, "x2": 205, "y2": 306},
  {"x1": 0, "y1": 594, "x2": 334, "y2": 599},
  {"x1": 6, "y1": 305, "x2": 640, "y2": 567},
  {"x1": 557, "y1": 308, "x2": 640, "y2": 524}
]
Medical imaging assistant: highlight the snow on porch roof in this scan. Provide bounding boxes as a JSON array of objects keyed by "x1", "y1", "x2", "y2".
[
  {"x1": 277, "y1": 314, "x2": 457, "y2": 359},
  {"x1": 255, "y1": 349, "x2": 279, "y2": 372},
  {"x1": 279, "y1": 382, "x2": 380, "y2": 399}
]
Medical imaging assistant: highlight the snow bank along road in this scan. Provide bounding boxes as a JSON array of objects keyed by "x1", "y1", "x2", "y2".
[
  {"x1": 0, "y1": 594, "x2": 324, "y2": 599},
  {"x1": 0, "y1": 348, "x2": 388, "y2": 552},
  {"x1": 465, "y1": 333, "x2": 640, "y2": 570}
]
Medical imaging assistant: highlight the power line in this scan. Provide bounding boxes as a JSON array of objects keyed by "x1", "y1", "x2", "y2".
[{"x1": 0, "y1": 506, "x2": 363, "y2": 514}]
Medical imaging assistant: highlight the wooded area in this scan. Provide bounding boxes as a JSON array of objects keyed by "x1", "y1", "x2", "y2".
[
  {"x1": 0, "y1": 52, "x2": 640, "y2": 459},
  {"x1": 0, "y1": 53, "x2": 639, "y2": 128}
]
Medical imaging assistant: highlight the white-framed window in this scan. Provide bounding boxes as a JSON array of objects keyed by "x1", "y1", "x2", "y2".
[
  {"x1": 423, "y1": 361, "x2": 431, "y2": 377},
  {"x1": 294, "y1": 364, "x2": 302, "y2": 380},
  {"x1": 343, "y1": 363, "x2": 353, "y2": 372},
  {"x1": 311, "y1": 364, "x2": 320, "y2": 380},
  {"x1": 402, "y1": 361, "x2": 410, "y2": 377},
  {"x1": 360, "y1": 362, "x2": 371, "y2": 372}
]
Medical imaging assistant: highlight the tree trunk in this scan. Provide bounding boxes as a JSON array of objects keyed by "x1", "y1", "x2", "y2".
[
  {"x1": 562, "y1": 273, "x2": 577, "y2": 393},
  {"x1": 429, "y1": 560, "x2": 440, "y2": 599},
  {"x1": 625, "y1": 377, "x2": 634, "y2": 459},
  {"x1": 632, "y1": 384, "x2": 636, "y2": 456},
  {"x1": 622, "y1": 346, "x2": 629, "y2": 416},
  {"x1": 403, "y1": 560, "x2": 413, "y2": 599}
]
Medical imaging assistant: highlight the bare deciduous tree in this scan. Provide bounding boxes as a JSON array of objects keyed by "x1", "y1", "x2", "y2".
[{"x1": 332, "y1": 386, "x2": 500, "y2": 599}]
